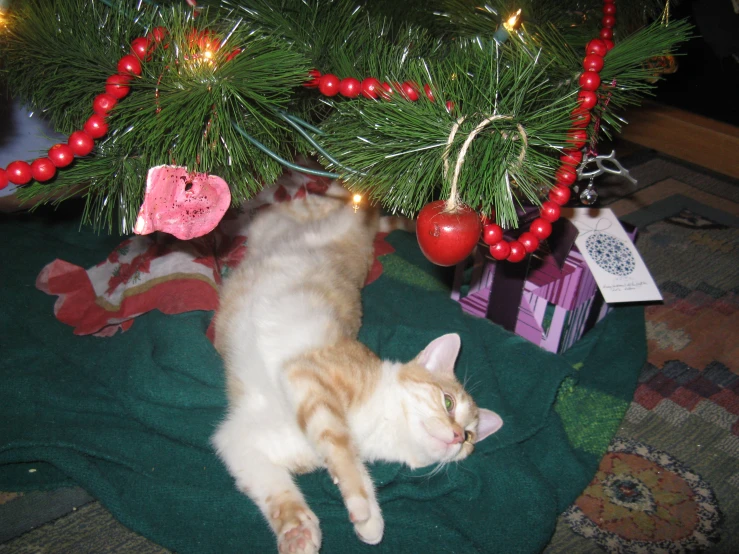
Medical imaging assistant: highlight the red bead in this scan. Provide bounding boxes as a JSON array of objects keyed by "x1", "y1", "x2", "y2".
[
  {"x1": 549, "y1": 185, "x2": 571, "y2": 206},
  {"x1": 305, "y1": 69, "x2": 321, "y2": 88},
  {"x1": 530, "y1": 218, "x2": 553, "y2": 240},
  {"x1": 507, "y1": 241, "x2": 526, "y2": 262},
  {"x1": 600, "y1": 28, "x2": 614, "y2": 40},
  {"x1": 6, "y1": 160, "x2": 32, "y2": 185},
  {"x1": 489, "y1": 240, "x2": 511, "y2": 261},
  {"x1": 68, "y1": 131, "x2": 95, "y2": 156},
  {"x1": 105, "y1": 74, "x2": 131, "y2": 99},
  {"x1": 48, "y1": 144, "x2": 75, "y2": 168},
  {"x1": 585, "y1": 39, "x2": 608, "y2": 57},
  {"x1": 318, "y1": 74, "x2": 340, "y2": 96},
  {"x1": 117, "y1": 54, "x2": 142, "y2": 76},
  {"x1": 577, "y1": 90, "x2": 598, "y2": 110},
  {"x1": 148, "y1": 26, "x2": 167, "y2": 43},
  {"x1": 579, "y1": 71, "x2": 601, "y2": 91},
  {"x1": 571, "y1": 108, "x2": 592, "y2": 128},
  {"x1": 93, "y1": 93, "x2": 118, "y2": 116},
  {"x1": 445, "y1": 100, "x2": 455, "y2": 112},
  {"x1": 400, "y1": 81, "x2": 419, "y2": 101},
  {"x1": 603, "y1": 3, "x2": 616, "y2": 15},
  {"x1": 0, "y1": 168, "x2": 7, "y2": 190},
  {"x1": 555, "y1": 165, "x2": 577, "y2": 185},
  {"x1": 31, "y1": 158, "x2": 57, "y2": 182},
  {"x1": 225, "y1": 48, "x2": 241, "y2": 62},
  {"x1": 567, "y1": 129, "x2": 588, "y2": 149},
  {"x1": 84, "y1": 114, "x2": 108, "y2": 139},
  {"x1": 380, "y1": 82, "x2": 395, "y2": 99},
  {"x1": 582, "y1": 54, "x2": 604, "y2": 73},
  {"x1": 602, "y1": 15, "x2": 616, "y2": 28},
  {"x1": 360, "y1": 78, "x2": 381, "y2": 99},
  {"x1": 518, "y1": 232, "x2": 540, "y2": 253},
  {"x1": 423, "y1": 84, "x2": 435, "y2": 102},
  {"x1": 560, "y1": 150, "x2": 583, "y2": 166},
  {"x1": 339, "y1": 77, "x2": 361, "y2": 98},
  {"x1": 482, "y1": 223, "x2": 504, "y2": 245},
  {"x1": 540, "y1": 201, "x2": 561, "y2": 223},
  {"x1": 603, "y1": 39, "x2": 615, "y2": 51},
  {"x1": 131, "y1": 36, "x2": 154, "y2": 61}
]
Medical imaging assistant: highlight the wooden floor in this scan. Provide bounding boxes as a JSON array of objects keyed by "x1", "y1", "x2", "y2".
[{"x1": 622, "y1": 101, "x2": 739, "y2": 180}]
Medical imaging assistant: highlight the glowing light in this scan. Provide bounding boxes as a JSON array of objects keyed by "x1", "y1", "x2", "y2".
[
  {"x1": 493, "y1": 8, "x2": 521, "y2": 44},
  {"x1": 503, "y1": 9, "x2": 522, "y2": 32},
  {"x1": 353, "y1": 194, "x2": 362, "y2": 203}
]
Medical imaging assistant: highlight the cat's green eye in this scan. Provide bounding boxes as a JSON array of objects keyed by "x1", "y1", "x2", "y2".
[{"x1": 444, "y1": 393, "x2": 455, "y2": 413}]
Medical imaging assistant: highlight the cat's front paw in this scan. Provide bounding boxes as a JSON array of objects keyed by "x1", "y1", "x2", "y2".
[
  {"x1": 277, "y1": 508, "x2": 321, "y2": 554},
  {"x1": 351, "y1": 497, "x2": 384, "y2": 545}
]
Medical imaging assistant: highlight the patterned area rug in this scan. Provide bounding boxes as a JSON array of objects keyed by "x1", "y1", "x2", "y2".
[
  {"x1": 1, "y1": 153, "x2": 737, "y2": 553},
  {"x1": 545, "y1": 156, "x2": 739, "y2": 553}
]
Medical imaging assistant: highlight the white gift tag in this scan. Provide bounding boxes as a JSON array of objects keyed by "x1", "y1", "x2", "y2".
[{"x1": 561, "y1": 207, "x2": 662, "y2": 303}]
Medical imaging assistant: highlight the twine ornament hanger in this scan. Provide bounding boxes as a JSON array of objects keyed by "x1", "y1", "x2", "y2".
[{"x1": 442, "y1": 114, "x2": 528, "y2": 212}]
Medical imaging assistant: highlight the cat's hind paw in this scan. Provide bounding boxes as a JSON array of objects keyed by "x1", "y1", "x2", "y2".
[{"x1": 277, "y1": 510, "x2": 321, "y2": 554}]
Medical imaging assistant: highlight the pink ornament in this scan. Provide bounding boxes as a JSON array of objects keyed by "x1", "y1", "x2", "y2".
[{"x1": 133, "y1": 165, "x2": 231, "y2": 240}]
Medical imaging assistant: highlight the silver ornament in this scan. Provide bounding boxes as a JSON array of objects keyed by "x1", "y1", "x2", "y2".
[
  {"x1": 576, "y1": 150, "x2": 637, "y2": 185},
  {"x1": 580, "y1": 182, "x2": 599, "y2": 205}
]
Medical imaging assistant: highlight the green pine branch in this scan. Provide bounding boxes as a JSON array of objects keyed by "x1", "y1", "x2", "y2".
[{"x1": 0, "y1": 0, "x2": 693, "y2": 234}]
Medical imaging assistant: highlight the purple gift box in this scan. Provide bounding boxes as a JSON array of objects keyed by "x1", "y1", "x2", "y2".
[{"x1": 451, "y1": 220, "x2": 638, "y2": 353}]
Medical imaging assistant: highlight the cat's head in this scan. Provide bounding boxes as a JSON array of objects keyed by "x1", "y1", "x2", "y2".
[{"x1": 396, "y1": 334, "x2": 503, "y2": 468}]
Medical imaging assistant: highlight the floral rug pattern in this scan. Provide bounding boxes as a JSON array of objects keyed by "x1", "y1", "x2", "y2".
[
  {"x1": 565, "y1": 438, "x2": 721, "y2": 553},
  {"x1": 546, "y1": 159, "x2": 739, "y2": 553}
]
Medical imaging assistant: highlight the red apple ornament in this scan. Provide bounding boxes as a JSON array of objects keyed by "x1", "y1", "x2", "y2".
[
  {"x1": 416, "y1": 200, "x2": 481, "y2": 266},
  {"x1": 133, "y1": 165, "x2": 231, "y2": 240}
]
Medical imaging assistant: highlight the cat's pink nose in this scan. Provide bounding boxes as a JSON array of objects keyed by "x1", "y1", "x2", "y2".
[{"x1": 450, "y1": 427, "x2": 464, "y2": 445}]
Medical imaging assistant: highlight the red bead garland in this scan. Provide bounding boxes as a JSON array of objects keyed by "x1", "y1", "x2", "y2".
[
  {"x1": 0, "y1": 27, "x2": 246, "y2": 190},
  {"x1": 302, "y1": 0, "x2": 615, "y2": 264},
  {"x1": 0, "y1": 30, "x2": 169, "y2": 187}
]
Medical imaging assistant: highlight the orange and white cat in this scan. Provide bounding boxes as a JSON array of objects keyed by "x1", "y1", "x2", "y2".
[{"x1": 212, "y1": 186, "x2": 503, "y2": 554}]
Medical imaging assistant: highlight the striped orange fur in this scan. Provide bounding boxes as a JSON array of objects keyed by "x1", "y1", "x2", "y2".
[{"x1": 211, "y1": 185, "x2": 503, "y2": 553}]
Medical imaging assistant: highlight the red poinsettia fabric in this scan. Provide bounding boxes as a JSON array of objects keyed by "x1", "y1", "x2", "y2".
[{"x1": 36, "y1": 160, "x2": 394, "y2": 338}]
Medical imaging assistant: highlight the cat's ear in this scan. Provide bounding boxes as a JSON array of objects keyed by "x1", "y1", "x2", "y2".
[
  {"x1": 476, "y1": 409, "x2": 503, "y2": 442},
  {"x1": 415, "y1": 333, "x2": 461, "y2": 375}
]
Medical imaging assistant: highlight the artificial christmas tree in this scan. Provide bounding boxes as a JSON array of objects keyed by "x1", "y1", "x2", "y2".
[{"x1": 0, "y1": 0, "x2": 691, "y2": 263}]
